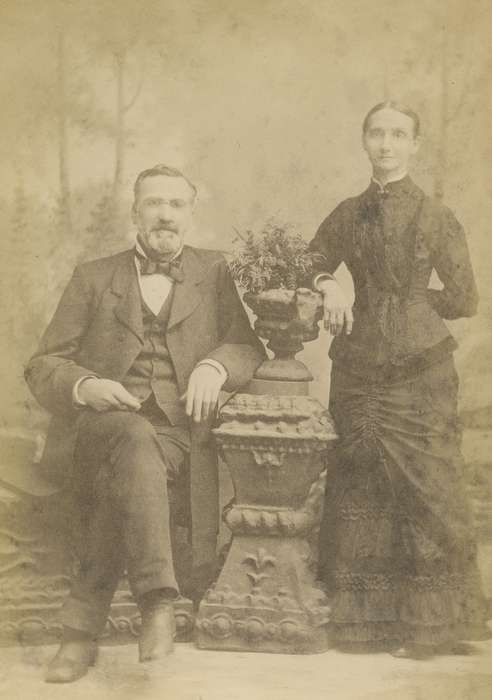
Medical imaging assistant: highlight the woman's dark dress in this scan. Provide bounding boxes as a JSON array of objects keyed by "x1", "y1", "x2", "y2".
[{"x1": 310, "y1": 175, "x2": 488, "y2": 647}]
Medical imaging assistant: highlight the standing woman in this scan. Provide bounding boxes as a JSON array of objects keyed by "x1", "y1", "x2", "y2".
[{"x1": 311, "y1": 102, "x2": 489, "y2": 658}]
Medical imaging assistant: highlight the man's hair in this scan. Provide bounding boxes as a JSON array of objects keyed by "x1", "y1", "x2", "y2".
[
  {"x1": 133, "y1": 164, "x2": 197, "y2": 201},
  {"x1": 362, "y1": 101, "x2": 421, "y2": 138}
]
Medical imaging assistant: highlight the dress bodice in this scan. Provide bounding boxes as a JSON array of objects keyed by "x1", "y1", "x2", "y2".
[{"x1": 309, "y1": 176, "x2": 478, "y2": 376}]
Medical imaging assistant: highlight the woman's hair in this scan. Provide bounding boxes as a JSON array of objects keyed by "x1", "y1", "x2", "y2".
[{"x1": 362, "y1": 101, "x2": 420, "y2": 137}]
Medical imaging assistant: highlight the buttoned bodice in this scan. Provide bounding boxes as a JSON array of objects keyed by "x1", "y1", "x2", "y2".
[{"x1": 310, "y1": 176, "x2": 478, "y2": 376}]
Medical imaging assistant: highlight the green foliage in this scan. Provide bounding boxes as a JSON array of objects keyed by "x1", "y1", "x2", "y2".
[{"x1": 229, "y1": 222, "x2": 324, "y2": 293}]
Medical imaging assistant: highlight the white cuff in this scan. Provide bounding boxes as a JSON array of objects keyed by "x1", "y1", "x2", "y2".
[
  {"x1": 313, "y1": 273, "x2": 336, "y2": 291},
  {"x1": 72, "y1": 375, "x2": 98, "y2": 407},
  {"x1": 196, "y1": 359, "x2": 228, "y2": 383}
]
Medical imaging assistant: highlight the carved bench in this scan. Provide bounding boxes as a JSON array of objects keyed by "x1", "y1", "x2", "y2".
[{"x1": 0, "y1": 434, "x2": 194, "y2": 647}]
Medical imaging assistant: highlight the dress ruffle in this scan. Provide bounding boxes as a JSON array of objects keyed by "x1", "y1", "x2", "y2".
[{"x1": 319, "y1": 358, "x2": 490, "y2": 648}]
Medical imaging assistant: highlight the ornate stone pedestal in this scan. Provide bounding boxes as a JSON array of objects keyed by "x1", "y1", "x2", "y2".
[
  {"x1": 196, "y1": 394, "x2": 336, "y2": 653},
  {"x1": 197, "y1": 288, "x2": 337, "y2": 653}
]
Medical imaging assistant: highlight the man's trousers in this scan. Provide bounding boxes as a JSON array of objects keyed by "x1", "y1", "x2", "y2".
[{"x1": 60, "y1": 403, "x2": 190, "y2": 636}]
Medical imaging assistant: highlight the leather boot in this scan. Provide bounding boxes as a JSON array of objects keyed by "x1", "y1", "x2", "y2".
[
  {"x1": 138, "y1": 591, "x2": 176, "y2": 662},
  {"x1": 45, "y1": 628, "x2": 98, "y2": 683}
]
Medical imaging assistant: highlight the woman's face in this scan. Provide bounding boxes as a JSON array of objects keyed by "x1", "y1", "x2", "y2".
[{"x1": 362, "y1": 108, "x2": 420, "y2": 178}]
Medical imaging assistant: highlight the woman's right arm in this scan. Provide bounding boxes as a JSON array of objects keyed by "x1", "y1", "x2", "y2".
[{"x1": 309, "y1": 203, "x2": 353, "y2": 336}]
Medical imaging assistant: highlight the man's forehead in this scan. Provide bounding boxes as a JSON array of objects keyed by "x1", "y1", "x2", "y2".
[
  {"x1": 137, "y1": 175, "x2": 194, "y2": 200},
  {"x1": 367, "y1": 109, "x2": 414, "y2": 131}
]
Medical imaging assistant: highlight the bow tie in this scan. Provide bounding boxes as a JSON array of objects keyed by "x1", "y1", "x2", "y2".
[{"x1": 137, "y1": 254, "x2": 185, "y2": 282}]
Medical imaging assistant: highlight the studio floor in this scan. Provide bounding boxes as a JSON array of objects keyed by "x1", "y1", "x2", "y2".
[
  {"x1": 1, "y1": 635, "x2": 492, "y2": 700},
  {"x1": 1, "y1": 543, "x2": 492, "y2": 700}
]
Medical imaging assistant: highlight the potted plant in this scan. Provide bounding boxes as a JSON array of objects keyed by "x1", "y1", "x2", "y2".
[{"x1": 229, "y1": 223, "x2": 325, "y2": 383}]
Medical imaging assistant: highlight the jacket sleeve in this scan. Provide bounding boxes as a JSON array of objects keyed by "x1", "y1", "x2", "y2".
[
  {"x1": 205, "y1": 257, "x2": 266, "y2": 392},
  {"x1": 24, "y1": 266, "x2": 97, "y2": 415},
  {"x1": 427, "y1": 206, "x2": 479, "y2": 320},
  {"x1": 308, "y1": 202, "x2": 348, "y2": 279}
]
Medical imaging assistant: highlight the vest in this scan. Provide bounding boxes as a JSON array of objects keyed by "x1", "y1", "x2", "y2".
[{"x1": 121, "y1": 288, "x2": 188, "y2": 425}]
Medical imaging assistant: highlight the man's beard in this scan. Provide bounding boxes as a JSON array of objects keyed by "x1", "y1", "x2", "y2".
[{"x1": 140, "y1": 229, "x2": 182, "y2": 259}]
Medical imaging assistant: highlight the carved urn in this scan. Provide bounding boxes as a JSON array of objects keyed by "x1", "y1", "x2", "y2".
[
  {"x1": 243, "y1": 287, "x2": 324, "y2": 388},
  {"x1": 196, "y1": 287, "x2": 337, "y2": 654}
]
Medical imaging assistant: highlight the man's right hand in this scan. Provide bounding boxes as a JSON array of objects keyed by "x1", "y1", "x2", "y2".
[
  {"x1": 78, "y1": 378, "x2": 141, "y2": 412},
  {"x1": 317, "y1": 278, "x2": 353, "y2": 336}
]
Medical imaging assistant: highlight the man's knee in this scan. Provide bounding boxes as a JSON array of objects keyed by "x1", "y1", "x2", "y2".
[
  {"x1": 105, "y1": 414, "x2": 162, "y2": 467},
  {"x1": 89, "y1": 410, "x2": 156, "y2": 445},
  {"x1": 78, "y1": 411, "x2": 159, "y2": 464},
  {"x1": 114, "y1": 413, "x2": 157, "y2": 444}
]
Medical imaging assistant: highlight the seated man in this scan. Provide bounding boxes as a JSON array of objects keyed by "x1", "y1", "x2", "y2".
[{"x1": 24, "y1": 164, "x2": 265, "y2": 682}]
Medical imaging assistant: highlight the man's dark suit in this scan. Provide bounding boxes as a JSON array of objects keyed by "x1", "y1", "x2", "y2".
[{"x1": 25, "y1": 244, "x2": 265, "y2": 633}]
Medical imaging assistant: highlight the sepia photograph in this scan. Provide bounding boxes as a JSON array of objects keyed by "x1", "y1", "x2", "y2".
[{"x1": 0, "y1": 1, "x2": 491, "y2": 698}]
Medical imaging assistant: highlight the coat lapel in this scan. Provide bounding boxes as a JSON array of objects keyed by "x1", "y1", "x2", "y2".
[
  {"x1": 110, "y1": 250, "x2": 144, "y2": 343},
  {"x1": 167, "y1": 245, "x2": 207, "y2": 330},
  {"x1": 108, "y1": 245, "x2": 206, "y2": 341}
]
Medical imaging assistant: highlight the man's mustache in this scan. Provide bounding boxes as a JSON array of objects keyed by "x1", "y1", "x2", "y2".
[{"x1": 151, "y1": 221, "x2": 178, "y2": 233}]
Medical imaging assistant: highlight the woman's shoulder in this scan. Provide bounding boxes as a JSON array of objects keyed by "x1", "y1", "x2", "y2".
[
  {"x1": 417, "y1": 189, "x2": 463, "y2": 234},
  {"x1": 317, "y1": 192, "x2": 363, "y2": 230},
  {"x1": 337, "y1": 188, "x2": 369, "y2": 211}
]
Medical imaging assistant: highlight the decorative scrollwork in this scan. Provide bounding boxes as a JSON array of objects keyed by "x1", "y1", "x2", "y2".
[
  {"x1": 0, "y1": 617, "x2": 63, "y2": 636},
  {"x1": 197, "y1": 612, "x2": 311, "y2": 644},
  {"x1": 100, "y1": 606, "x2": 195, "y2": 639},
  {"x1": 104, "y1": 614, "x2": 142, "y2": 637},
  {"x1": 0, "y1": 574, "x2": 70, "y2": 604},
  {"x1": 174, "y1": 609, "x2": 195, "y2": 635},
  {"x1": 214, "y1": 393, "x2": 338, "y2": 445},
  {"x1": 224, "y1": 469, "x2": 327, "y2": 536}
]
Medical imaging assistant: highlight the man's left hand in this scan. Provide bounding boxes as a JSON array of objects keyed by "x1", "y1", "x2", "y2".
[{"x1": 184, "y1": 364, "x2": 226, "y2": 423}]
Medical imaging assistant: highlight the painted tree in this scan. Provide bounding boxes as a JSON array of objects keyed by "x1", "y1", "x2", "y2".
[
  {"x1": 379, "y1": 0, "x2": 483, "y2": 200},
  {"x1": 431, "y1": 0, "x2": 481, "y2": 200},
  {"x1": 56, "y1": 30, "x2": 73, "y2": 236},
  {"x1": 79, "y1": 1, "x2": 170, "y2": 231}
]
